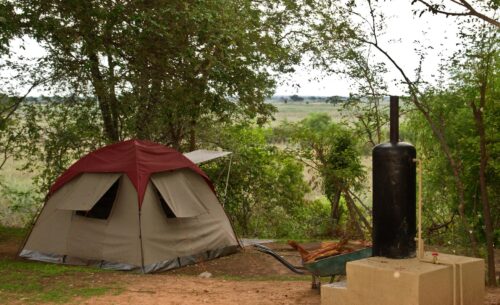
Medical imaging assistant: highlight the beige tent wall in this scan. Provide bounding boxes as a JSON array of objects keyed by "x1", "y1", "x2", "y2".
[
  {"x1": 66, "y1": 175, "x2": 142, "y2": 266},
  {"x1": 24, "y1": 174, "x2": 142, "y2": 267},
  {"x1": 23, "y1": 176, "x2": 79, "y2": 254},
  {"x1": 141, "y1": 169, "x2": 238, "y2": 266}
]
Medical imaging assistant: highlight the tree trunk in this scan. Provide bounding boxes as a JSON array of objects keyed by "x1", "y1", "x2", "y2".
[
  {"x1": 471, "y1": 73, "x2": 496, "y2": 286},
  {"x1": 345, "y1": 191, "x2": 371, "y2": 233},
  {"x1": 189, "y1": 119, "x2": 196, "y2": 151},
  {"x1": 344, "y1": 192, "x2": 364, "y2": 239},
  {"x1": 329, "y1": 191, "x2": 342, "y2": 232},
  {"x1": 87, "y1": 52, "x2": 120, "y2": 142},
  {"x1": 74, "y1": 2, "x2": 119, "y2": 143}
]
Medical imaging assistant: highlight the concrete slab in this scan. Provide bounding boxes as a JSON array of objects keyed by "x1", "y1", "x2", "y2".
[{"x1": 321, "y1": 252, "x2": 484, "y2": 305}]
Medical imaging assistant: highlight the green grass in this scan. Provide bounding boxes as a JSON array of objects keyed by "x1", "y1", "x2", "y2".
[
  {"x1": 0, "y1": 225, "x2": 28, "y2": 241},
  {"x1": 0, "y1": 258, "x2": 120, "y2": 303}
]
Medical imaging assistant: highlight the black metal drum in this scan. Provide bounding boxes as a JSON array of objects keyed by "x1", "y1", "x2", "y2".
[{"x1": 372, "y1": 96, "x2": 416, "y2": 258}]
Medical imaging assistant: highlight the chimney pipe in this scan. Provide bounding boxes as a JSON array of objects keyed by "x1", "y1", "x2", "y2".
[
  {"x1": 390, "y1": 96, "x2": 399, "y2": 144},
  {"x1": 372, "y1": 95, "x2": 416, "y2": 259}
]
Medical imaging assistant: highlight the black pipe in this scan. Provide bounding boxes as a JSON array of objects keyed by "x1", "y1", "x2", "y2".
[
  {"x1": 372, "y1": 96, "x2": 416, "y2": 259},
  {"x1": 390, "y1": 96, "x2": 399, "y2": 144},
  {"x1": 253, "y1": 244, "x2": 305, "y2": 274}
]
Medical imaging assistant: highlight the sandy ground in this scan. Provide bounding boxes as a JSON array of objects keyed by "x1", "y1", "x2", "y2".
[
  {"x1": 75, "y1": 274, "x2": 319, "y2": 305},
  {"x1": 2, "y1": 238, "x2": 499, "y2": 305},
  {"x1": 64, "y1": 244, "x2": 500, "y2": 305}
]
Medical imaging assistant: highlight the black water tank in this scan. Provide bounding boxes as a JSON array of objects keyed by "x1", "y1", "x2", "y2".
[{"x1": 372, "y1": 96, "x2": 416, "y2": 258}]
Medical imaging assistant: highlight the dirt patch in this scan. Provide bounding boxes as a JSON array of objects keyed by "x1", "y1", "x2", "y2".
[
  {"x1": 70, "y1": 274, "x2": 319, "y2": 305},
  {"x1": 169, "y1": 243, "x2": 304, "y2": 278},
  {"x1": 486, "y1": 288, "x2": 500, "y2": 305},
  {"x1": 0, "y1": 239, "x2": 20, "y2": 258}
]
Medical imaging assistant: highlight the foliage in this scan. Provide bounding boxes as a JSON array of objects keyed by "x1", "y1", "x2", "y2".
[
  {"x1": 277, "y1": 113, "x2": 369, "y2": 238},
  {"x1": 303, "y1": 0, "x2": 498, "y2": 284},
  {"x1": 7, "y1": 98, "x2": 106, "y2": 193},
  {"x1": 339, "y1": 55, "x2": 390, "y2": 148},
  {"x1": 0, "y1": 224, "x2": 27, "y2": 241},
  {"x1": 0, "y1": 177, "x2": 40, "y2": 227},
  {"x1": 404, "y1": 21, "x2": 499, "y2": 283},
  {"x1": 201, "y1": 124, "x2": 315, "y2": 238},
  {"x1": 411, "y1": 0, "x2": 500, "y2": 28},
  {"x1": 0, "y1": 1, "x2": 21, "y2": 55},
  {"x1": 290, "y1": 95, "x2": 304, "y2": 102},
  {"x1": 9, "y1": 0, "x2": 303, "y2": 149}
]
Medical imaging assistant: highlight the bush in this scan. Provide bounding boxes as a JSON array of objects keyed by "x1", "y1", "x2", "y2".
[
  {"x1": 201, "y1": 124, "x2": 319, "y2": 238},
  {"x1": 0, "y1": 178, "x2": 41, "y2": 227}
]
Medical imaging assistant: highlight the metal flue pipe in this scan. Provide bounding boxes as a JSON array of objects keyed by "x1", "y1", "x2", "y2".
[
  {"x1": 390, "y1": 96, "x2": 399, "y2": 144},
  {"x1": 372, "y1": 96, "x2": 417, "y2": 258}
]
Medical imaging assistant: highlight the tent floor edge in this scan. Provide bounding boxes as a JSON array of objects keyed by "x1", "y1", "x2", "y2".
[{"x1": 19, "y1": 245, "x2": 239, "y2": 273}]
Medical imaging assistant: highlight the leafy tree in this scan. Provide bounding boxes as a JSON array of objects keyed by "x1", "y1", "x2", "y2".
[
  {"x1": 302, "y1": 1, "x2": 390, "y2": 148},
  {"x1": 12, "y1": 0, "x2": 302, "y2": 149},
  {"x1": 325, "y1": 96, "x2": 344, "y2": 105},
  {"x1": 280, "y1": 113, "x2": 369, "y2": 239},
  {"x1": 0, "y1": 2, "x2": 35, "y2": 169},
  {"x1": 201, "y1": 124, "x2": 311, "y2": 238},
  {"x1": 0, "y1": 1, "x2": 21, "y2": 55},
  {"x1": 339, "y1": 52, "x2": 390, "y2": 148},
  {"x1": 9, "y1": 97, "x2": 106, "y2": 192},
  {"x1": 406, "y1": 23, "x2": 499, "y2": 285}
]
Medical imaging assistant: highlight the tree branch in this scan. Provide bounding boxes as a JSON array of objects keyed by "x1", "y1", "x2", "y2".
[
  {"x1": 1, "y1": 80, "x2": 43, "y2": 122},
  {"x1": 415, "y1": 0, "x2": 500, "y2": 27},
  {"x1": 359, "y1": 0, "x2": 480, "y2": 255}
]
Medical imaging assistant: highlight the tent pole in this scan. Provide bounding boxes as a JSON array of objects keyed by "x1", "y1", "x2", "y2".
[
  {"x1": 222, "y1": 155, "x2": 233, "y2": 207},
  {"x1": 138, "y1": 206, "x2": 145, "y2": 273}
]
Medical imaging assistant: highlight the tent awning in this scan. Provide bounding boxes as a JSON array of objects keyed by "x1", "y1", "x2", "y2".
[{"x1": 183, "y1": 150, "x2": 232, "y2": 164}]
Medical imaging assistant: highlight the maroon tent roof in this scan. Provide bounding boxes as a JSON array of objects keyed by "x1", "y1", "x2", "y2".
[{"x1": 49, "y1": 139, "x2": 212, "y2": 207}]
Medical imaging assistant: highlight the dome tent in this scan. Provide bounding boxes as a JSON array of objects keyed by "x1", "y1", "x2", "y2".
[{"x1": 19, "y1": 140, "x2": 239, "y2": 273}]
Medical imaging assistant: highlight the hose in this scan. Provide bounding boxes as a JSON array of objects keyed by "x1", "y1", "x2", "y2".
[{"x1": 252, "y1": 244, "x2": 305, "y2": 275}]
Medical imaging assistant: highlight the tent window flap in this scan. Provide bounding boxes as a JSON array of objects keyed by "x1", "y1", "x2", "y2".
[
  {"x1": 156, "y1": 189, "x2": 176, "y2": 218},
  {"x1": 76, "y1": 179, "x2": 120, "y2": 219},
  {"x1": 151, "y1": 171, "x2": 208, "y2": 218},
  {"x1": 56, "y1": 173, "x2": 122, "y2": 211}
]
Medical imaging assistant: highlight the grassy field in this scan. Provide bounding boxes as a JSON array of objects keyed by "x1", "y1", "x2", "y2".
[{"x1": 272, "y1": 102, "x2": 343, "y2": 123}]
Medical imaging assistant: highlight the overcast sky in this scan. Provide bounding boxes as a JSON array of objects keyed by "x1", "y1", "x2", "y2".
[
  {"x1": 7, "y1": 0, "x2": 463, "y2": 98},
  {"x1": 274, "y1": 1, "x2": 461, "y2": 97}
]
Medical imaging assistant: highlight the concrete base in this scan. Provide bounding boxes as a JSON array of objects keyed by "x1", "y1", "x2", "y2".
[{"x1": 321, "y1": 252, "x2": 484, "y2": 305}]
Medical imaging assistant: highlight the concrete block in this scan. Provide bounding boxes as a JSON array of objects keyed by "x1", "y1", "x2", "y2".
[{"x1": 321, "y1": 252, "x2": 484, "y2": 305}]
